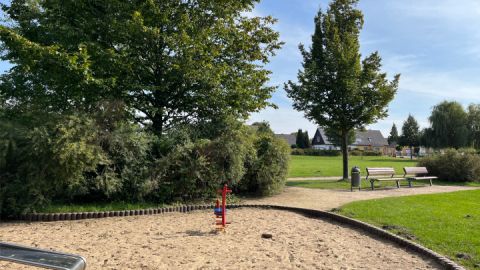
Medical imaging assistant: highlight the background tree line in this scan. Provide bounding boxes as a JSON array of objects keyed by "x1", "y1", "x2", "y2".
[
  {"x1": 0, "y1": 0, "x2": 289, "y2": 217},
  {"x1": 388, "y1": 101, "x2": 480, "y2": 154}
]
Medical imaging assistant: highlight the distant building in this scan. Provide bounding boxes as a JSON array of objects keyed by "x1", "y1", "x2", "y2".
[
  {"x1": 311, "y1": 127, "x2": 389, "y2": 154},
  {"x1": 275, "y1": 133, "x2": 297, "y2": 147}
]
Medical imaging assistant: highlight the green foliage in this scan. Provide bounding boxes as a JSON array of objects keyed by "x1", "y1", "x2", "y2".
[
  {"x1": 303, "y1": 131, "x2": 311, "y2": 148},
  {"x1": 419, "y1": 149, "x2": 480, "y2": 182},
  {"x1": 349, "y1": 150, "x2": 382, "y2": 156},
  {"x1": 294, "y1": 129, "x2": 311, "y2": 149},
  {"x1": 0, "y1": 0, "x2": 282, "y2": 135},
  {"x1": 296, "y1": 129, "x2": 305, "y2": 149},
  {"x1": 0, "y1": 115, "x2": 106, "y2": 215},
  {"x1": 0, "y1": 117, "x2": 290, "y2": 216},
  {"x1": 467, "y1": 104, "x2": 480, "y2": 149},
  {"x1": 399, "y1": 114, "x2": 419, "y2": 158},
  {"x1": 324, "y1": 127, "x2": 355, "y2": 147},
  {"x1": 285, "y1": 0, "x2": 399, "y2": 178},
  {"x1": 291, "y1": 148, "x2": 341, "y2": 156},
  {"x1": 241, "y1": 131, "x2": 290, "y2": 196},
  {"x1": 388, "y1": 123, "x2": 399, "y2": 145},
  {"x1": 429, "y1": 101, "x2": 468, "y2": 149}
]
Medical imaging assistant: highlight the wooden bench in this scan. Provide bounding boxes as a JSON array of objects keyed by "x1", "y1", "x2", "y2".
[
  {"x1": 403, "y1": 167, "x2": 437, "y2": 187},
  {"x1": 366, "y1": 167, "x2": 405, "y2": 190}
]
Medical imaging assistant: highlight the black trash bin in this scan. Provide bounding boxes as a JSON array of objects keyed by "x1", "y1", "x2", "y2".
[{"x1": 351, "y1": 166, "x2": 361, "y2": 191}]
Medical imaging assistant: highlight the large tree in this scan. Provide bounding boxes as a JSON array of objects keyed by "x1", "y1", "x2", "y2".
[
  {"x1": 429, "y1": 101, "x2": 468, "y2": 149},
  {"x1": 399, "y1": 115, "x2": 419, "y2": 159},
  {"x1": 285, "y1": 0, "x2": 399, "y2": 179},
  {"x1": 387, "y1": 123, "x2": 399, "y2": 145},
  {"x1": 324, "y1": 128, "x2": 355, "y2": 148},
  {"x1": 303, "y1": 131, "x2": 311, "y2": 149},
  {"x1": 0, "y1": 0, "x2": 282, "y2": 135},
  {"x1": 467, "y1": 104, "x2": 480, "y2": 149},
  {"x1": 296, "y1": 129, "x2": 305, "y2": 149}
]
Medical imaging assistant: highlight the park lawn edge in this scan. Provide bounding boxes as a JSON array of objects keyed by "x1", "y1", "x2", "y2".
[{"x1": 337, "y1": 189, "x2": 480, "y2": 269}]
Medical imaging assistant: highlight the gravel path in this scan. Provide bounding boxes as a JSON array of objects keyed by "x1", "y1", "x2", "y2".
[
  {"x1": 246, "y1": 185, "x2": 477, "y2": 210},
  {"x1": 0, "y1": 209, "x2": 440, "y2": 270}
]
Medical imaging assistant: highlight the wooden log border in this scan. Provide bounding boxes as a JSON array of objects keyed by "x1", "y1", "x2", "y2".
[{"x1": 7, "y1": 204, "x2": 464, "y2": 270}]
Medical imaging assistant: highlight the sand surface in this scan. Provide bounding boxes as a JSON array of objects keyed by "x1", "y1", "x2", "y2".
[
  {"x1": 0, "y1": 209, "x2": 440, "y2": 270},
  {"x1": 247, "y1": 185, "x2": 477, "y2": 210}
]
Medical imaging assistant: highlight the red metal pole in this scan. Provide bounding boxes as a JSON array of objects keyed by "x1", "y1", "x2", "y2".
[{"x1": 222, "y1": 185, "x2": 226, "y2": 227}]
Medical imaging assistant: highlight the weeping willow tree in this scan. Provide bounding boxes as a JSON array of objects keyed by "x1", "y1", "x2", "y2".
[{"x1": 428, "y1": 101, "x2": 468, "y2": 149}]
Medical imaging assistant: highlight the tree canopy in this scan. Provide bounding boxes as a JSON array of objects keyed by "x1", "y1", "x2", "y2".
[
  {"x1": 467, "y1": 104, "x2": 480, "y2": 149},
  {"x1": 429, "y1": 101, "x2": 468, "y2": 149},
  {"x1": 0, "y1": 0, "x2": 282, "y2": 135},
  {"x1": 400, "y1": 114, "x2": 419, "y2": 159},
  {"x1": 388, "y1": 123, "x2": 399, "y2": 145},
  {"x1": 285, "y1": 0, "x2": 399, "y2": 178}
]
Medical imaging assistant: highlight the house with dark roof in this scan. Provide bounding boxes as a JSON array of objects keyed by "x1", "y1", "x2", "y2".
[
  {"x1": 275, "y1": 133, "x2": 297, "y2": 147},
  {"x1": 312, "y1": 127, "x2": 390, "y2": 154}
]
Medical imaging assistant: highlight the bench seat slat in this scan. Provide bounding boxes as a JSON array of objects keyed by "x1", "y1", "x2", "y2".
[
  {"x1": 409, "y1": 176, "x2": 438, "y2": 180},
  {"x1": 372, "y1": 178, "x2": 406, "y2": 181}
]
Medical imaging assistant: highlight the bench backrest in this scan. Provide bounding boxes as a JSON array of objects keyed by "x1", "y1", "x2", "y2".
[
  {"x1": 366, "y1": 167, "x2": 395, "y2": 178},
  {"x1": 403, "y1": 167, "x2": 429, "y2": 176}
]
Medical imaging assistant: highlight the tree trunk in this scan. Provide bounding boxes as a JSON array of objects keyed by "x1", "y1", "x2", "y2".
[
  {"x1": 341, "y1": 131, "x2": 349, "y2": 180},
  {"x1": 152, "y1": 113, "x2": 164, "y2": 137},
  {"x1": 410, "y1": 146, "x2": 413, "y2": 160}
]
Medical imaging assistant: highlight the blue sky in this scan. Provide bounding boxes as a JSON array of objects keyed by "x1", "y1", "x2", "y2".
[
  {"x1": 1, "y1": 1, "x2": 480, "y2": 137},
  {"x1": 247, "y1": 0, "x2": 480, "y2": 137}
]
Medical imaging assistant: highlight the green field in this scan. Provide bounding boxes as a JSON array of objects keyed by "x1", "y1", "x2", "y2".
[
  {"x1": 338, "y1": 190, "x2": 480, "y2": 269},
  {"x1": 288, "y1": 155, "x2": 417, "y2": 178}
]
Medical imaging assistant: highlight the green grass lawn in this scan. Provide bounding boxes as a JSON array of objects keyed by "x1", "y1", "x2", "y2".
[
  {"x1": 338, "y1": 190, "x2": 480, "y2": 269},
  {"x1": 288, "y1": 155, "x2": 418, "y2": 178},
  {"x1": 286, "y1": 179, "x2": 480, "y2": 190}
]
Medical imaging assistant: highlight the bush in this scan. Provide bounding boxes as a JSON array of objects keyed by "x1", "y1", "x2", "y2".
[
  {"x1": 349, "y1": 150, "x2": 382, "y2": 156},
  {"x1": 240, "y1": 130, "x2": 290, "y2": 196},
  {"x1": 0, "y1": 116, "x2": 105, "y2": 216},
  {"x1": 0, "y1": 114, "x2": 290, "y2": 216},
  {"x1": 363, "y1": 150, "x2": 382, "y2": 156},
  {"x1": 349, "y1": 150, "x2": 362, "y2": 156},
  {"x1": 419, "y1": 149, "x2": 480, "y2": 182},
  {"x1": 291, "y1": 148, "x2": 341, "y2": 156}
]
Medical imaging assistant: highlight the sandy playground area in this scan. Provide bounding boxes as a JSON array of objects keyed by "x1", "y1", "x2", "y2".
[{"x1": 0, "y1": 208, "x2": 440, "y2": 270}]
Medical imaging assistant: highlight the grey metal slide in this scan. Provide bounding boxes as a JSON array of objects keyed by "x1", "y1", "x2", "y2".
[{"x1": 0, "y1": 242, "x2": 86, "y2": 270}]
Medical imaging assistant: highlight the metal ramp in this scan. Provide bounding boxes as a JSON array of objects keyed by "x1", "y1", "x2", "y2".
[{"x1": 0, "y1": 242, "x2": 86, "y2": 270}]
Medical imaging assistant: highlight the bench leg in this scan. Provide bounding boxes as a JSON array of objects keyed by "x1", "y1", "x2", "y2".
[
  {"x1": 408, "y1": 180, "x2": 412, "y2": 188},
  {"x1": 396, "y1": 180, "x2": 400, "y2": 188},
  {"x1": 370, "y1": 180, "x2": 374, "y2": 190},
  {"x1": 429, "y1": 179, "x2": 432, "y2": 186}
]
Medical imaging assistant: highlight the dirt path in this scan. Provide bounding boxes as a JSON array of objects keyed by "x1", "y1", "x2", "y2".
[
  {"x1": 246, "y1": 185, "x2": 477, "y2": 210},
  {"x1": 0, "y1": 209, "x2": 439, "y2": 270}
]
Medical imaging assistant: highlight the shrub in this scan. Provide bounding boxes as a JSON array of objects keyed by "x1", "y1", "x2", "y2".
[
  {"x1": 291, "y1": 148, "x2": 305, "y2": 155},
  {"x1": 240, "y1": 130, "x2": 290, "y2": 196},
  {"x1": 291, "y1": 148, "x2": 341, "y2": 156},
  {"x1": 362, "y1": 150, "x2": 382, "y2": 156},
  {"x1": 0, "y1": 114, "x2": 290, "y2": 216},
  {"x1": 349, "y1": 150, "x2": 382, "y2": 156},
  {"x1": 419, "y1": 149, "x2": 480, "y2": 182},
  {"x1": 0, "y1": 116, "x2": 105, "y2": 216},
  {"x1": 349, "y1": 150, "x2": 362, "y2": 156}
]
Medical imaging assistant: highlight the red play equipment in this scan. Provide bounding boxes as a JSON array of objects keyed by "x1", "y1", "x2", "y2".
[{"x1": 214, "y1": 184, "x2": 232, "y2": 231}]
